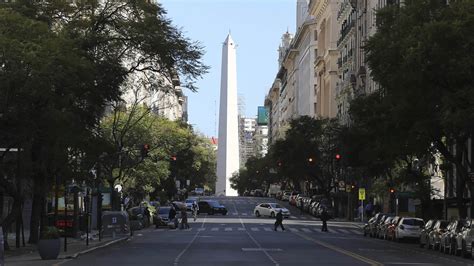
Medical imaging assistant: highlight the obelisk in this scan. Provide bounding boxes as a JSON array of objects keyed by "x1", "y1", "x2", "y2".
[{"x1": 216, "y1": 34, "x2": 240, "y2": 196}]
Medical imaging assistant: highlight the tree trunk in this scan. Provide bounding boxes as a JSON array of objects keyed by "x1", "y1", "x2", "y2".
[{"x1": 28, "y1": 177, "x2": 44, "y2": 244}]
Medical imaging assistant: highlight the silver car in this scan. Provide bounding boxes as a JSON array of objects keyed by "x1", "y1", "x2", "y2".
[{"x1": 455, "y1": 219, "x2": 474, "y2": 257}]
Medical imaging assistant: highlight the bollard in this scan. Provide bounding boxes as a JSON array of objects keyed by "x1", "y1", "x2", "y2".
[{"x1": 0, "y1": 226, "x2": 4, "y2": 266}]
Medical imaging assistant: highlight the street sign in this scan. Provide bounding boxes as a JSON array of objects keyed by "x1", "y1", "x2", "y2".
[{"x1": 358, "y1": 188, "x2": 366, "y2": 200}]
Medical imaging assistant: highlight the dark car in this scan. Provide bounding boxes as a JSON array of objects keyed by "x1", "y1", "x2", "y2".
[
  {"x1": 154, "y1": 206, "x2": 171, "y2": 227},
  {"x1": 198, "y1": 200, "x2": 228, "y2": 215},
  {"x1": 128, "y1": 206, "x2": 151, "y2": 229}
]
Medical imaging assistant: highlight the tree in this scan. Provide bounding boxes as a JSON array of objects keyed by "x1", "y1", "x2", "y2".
[{"x1": 363, "y1": 0, "x2": 474, "y2": 217}]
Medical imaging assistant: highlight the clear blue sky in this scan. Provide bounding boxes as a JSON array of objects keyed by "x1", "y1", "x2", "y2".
[{"x1": 160, "y1": 0, "x2": 296, "y2": 137}]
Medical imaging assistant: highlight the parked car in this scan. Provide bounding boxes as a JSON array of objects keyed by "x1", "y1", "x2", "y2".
[
  {"x1": 310, "y1": 202, "x2": 319, "y2": 216},
  {"x1": 364, "y1": 217, "x2": 376, "y2": 237},
  {"x1": 440, "y1": 220, "x2": 465, "y2": 254},
  {"x1": 154, "y1": 206, "x2": 171, "y2": 227},
  {"x1": 419, "y1": 219, "x2": 436, "y2": 248},
  {"x1": 194, "y1": 188, "x2": 204, "y2": 196},
  {"x1": 281, "y1": 192, "x2": 291, "y2": 201},
  {"x1": 394, "y1": 217, "x2": 424, "y2": 241},
  {"x1": 254, "y1": 203, "x2": 290, "y2": 218},
  {"x1": 128, "y1": 206, "x2": 152, "y2": 229},
  {"x1": 197, "y1": 200, "x2": 227, "y2": 215},
  {"x1": 455, "y1": 218, "x2": 474, "y2": 258},
  {"x1": 427, "y1": 220, "x2": 449, "y2": 250},
  {"x1": 254, "y1": 189, "x2": 264, "y2": 197},
  {"x1": 386, "y1": 216, "x2": 401, "y2": 241},
  {"x1": 369, "y1": 213, "x2": 389, "y2": 237},
  {"x1": 379, "y1": 216, "x2": 395, "y2": 239}
]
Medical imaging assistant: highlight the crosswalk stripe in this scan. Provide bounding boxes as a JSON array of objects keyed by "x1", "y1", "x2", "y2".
[
  {"x1": 211, "y1": 227, "x2": 219, "y2": 231},
  {"x1": 197, "y1": 228, "x2": 206, "y2": 231},
  {"x1": 301, "y1": 228, "x2": 312, "y2": 233},
  {"x1": 241, "y1": 213, "x2": 248, "y2": 216},
  {"x1": 289, "y1": 228, "x2": 299, "y2": 232},
  {"x1": 338, "y1": 229, "x2": 350, "y2": 234},
  {"x1": 251, "y1": 227, "x2": 259, "y2": 232},
  {"x1": 238, "y1": 227, "x2": 246, "y2": 231},
  {"x1": 232, "y1": 213, "x2": 238, "y2": 215},
  {"x1": 225, "y1": 228, "x2": 232, "y2": 231},
  {"x1": 264, "y1": 227, "x2": 272, "y2": 232}
]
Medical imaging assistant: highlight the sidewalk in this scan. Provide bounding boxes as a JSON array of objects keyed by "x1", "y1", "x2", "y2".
[{"x1": 4, "y1": 232, "x2": 129, "y2": 265}]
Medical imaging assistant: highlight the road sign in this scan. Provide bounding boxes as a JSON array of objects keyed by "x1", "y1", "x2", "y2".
[{"x1": 358, "y1": 188, "x2": 366, "y2": 200}]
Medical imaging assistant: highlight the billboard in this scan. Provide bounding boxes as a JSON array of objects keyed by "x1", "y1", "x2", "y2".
[{"x1": 257, "y1": 106, "x2": 268, "y2": 125}]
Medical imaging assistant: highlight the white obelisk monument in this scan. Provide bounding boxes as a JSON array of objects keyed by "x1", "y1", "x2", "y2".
[{"x1": 216, "y1": 34, "x2": 240, "y2": 196}]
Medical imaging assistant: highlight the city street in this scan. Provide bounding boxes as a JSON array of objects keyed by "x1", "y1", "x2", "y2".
[{"x1": 49, "y1": 197, "x2": 474, "y2": 266}]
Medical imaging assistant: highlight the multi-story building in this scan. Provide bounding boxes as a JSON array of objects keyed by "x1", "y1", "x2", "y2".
[
  {"x1": 239, "y1": 117, "x2": 257, "y2": 166},
  {"x1": 253, "y1": 125, "x2": 269, "y2": 158},
  {"x1": 336, "y1": 0, "x2": 356, "y2": 125},
  {"x1": 309, "y1": 0, "x2": 341, "y2": 118}
]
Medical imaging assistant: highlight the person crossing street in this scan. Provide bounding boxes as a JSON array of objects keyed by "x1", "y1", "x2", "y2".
[
  {"x1": 274, "y1": 210, "x2": 285, "y2": 231},
  {"x1": 192, "y1": 201, "x2": 199, "y2": 221},
  {"x1": 180, "y1": 208, "x2": 190, "y2": 229},
  {"x1": 320, "y1": 207, "x2": 330, "y2": 232}
]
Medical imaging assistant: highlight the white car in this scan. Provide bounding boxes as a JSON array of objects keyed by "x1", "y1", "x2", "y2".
[
  {"x1": 254, "y1": 203, "x2": 290, "y2": 218},
  {"x1": 395, "y1": 217, "x2": 424, "y2": 241}
]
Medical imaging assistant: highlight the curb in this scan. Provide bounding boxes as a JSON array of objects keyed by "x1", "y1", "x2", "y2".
[{"x1": 62, "y1": 236, "x2": 130, "y2": 259}]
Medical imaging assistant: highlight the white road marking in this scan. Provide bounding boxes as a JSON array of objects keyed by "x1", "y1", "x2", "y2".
[
  {"x1": 289, "y1": 228, "x2": 299, "y2": 232},
  {"x1": 211, "y1": 227, "x2": 219, "y2": 231},
  {"x1": 225, "y1": 227, "x2": 233, "y2": 231},
  {"x1": 242, "y1": 248, "x2": 283, "y2": 252},
  {"x1": 264, "y1": 227, "x2": 273, "y2": 232},
  {"x1": 301, "y1": 228, "x2": 312, "y2": 233},
  {"x1": 173, "y1": 214, "x2": 206, "y2": 266},
  {"x1": 241, "y1": 213, "x2": 248, "y2": 216},
  {"x1": 290, "y1": 216, "x2": 297, "y2": 219},
  {"x1": 232, "y1": 212, "x2": 238, "y2": 215},
  {"x1": 251, "y1": 227, "x2": 260, "y2": 232},
  {"x1": 238, "y1": 227, "x2": 246, "y2": 231},
  {"x1": 197, "y1": 228, "x2": 206, "y2": 231},
  {"x1": 338, "y1": 229, "x2": 350, "y2": 234}
]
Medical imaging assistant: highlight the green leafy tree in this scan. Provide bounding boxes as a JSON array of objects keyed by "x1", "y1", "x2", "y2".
[{"x1": 363, "y1": 0, "x2": 474, "y2": 217}]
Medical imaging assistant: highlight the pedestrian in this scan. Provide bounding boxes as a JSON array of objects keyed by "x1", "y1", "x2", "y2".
[
  {"x1": 320, "y1": 207, "x2": 330, "y2": 232},
  {"x1": 180, "y1": 208, "x2": 189, "y2": 229},
  {"x1": 274, "y1": 210, "x2": 285, "y2": 231},
  {"x1": 168, "y1": 206, "x2": 178, "y2": 229},
  {"x1": 192, "y1": 201, "x2": 199, "y2": 221}
]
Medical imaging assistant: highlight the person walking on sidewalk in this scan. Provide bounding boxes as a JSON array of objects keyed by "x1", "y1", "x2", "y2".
[
  {"x1": 180, "y1": 208, "x2": 190, "y2": 229},
  {"x1": 274, "y1": 210, "x2": 285, "y2": 231},
  {"x1": 320, "y1": 207, "x2": 330, "y2": 232}
]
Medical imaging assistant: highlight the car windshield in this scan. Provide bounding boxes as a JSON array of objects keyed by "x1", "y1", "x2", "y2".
[
  {"x1": 208, "y1": 201, "x2": 220, "y2": 207},
  {"x1": 270, "y1": 203, "x2": 283, "y2": 208},
  {"x1": 402, "y1": 219, "x2": 424, "y2": 226},
  {"x1": 159, "y1": 207, "x2": 170, "y2": 214}
]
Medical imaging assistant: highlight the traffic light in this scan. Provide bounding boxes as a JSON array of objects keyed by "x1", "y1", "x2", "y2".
[
  {"x1": 277, "y1": 161, "x2": 282, "y2": 167},
  {"x1": 140, "y1": 144, "x2": 150, "y2": 158},
  {"x1": 308, "y1": 157, "x2": 314, "y2": 163},
  {"x1": 335, "y1": 154, "x2": 341, "y2": 160},
  {"x1": 171, "y1": 156, "x2": 177, "y2": 161},
  {"x1": 389, "y1": 188, "x2": 395, "y2": 194}
]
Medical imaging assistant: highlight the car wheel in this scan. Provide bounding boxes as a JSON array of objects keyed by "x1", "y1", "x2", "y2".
[
  {"x1": 255, "y1": 211, "x2": 260, "y2": 217},
  {"x1": 270, "y1": 212, "x2": 275, "y2": 218}
]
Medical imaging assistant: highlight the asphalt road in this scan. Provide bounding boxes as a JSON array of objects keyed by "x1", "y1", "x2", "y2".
[{"x1": 48, "y1": 196, "x2": 474, "y2": 265}]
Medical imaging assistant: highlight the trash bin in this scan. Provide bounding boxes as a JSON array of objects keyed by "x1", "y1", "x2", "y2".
[{"x1": 0, "y1": 226, "x2": 4, "y2": 266}]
